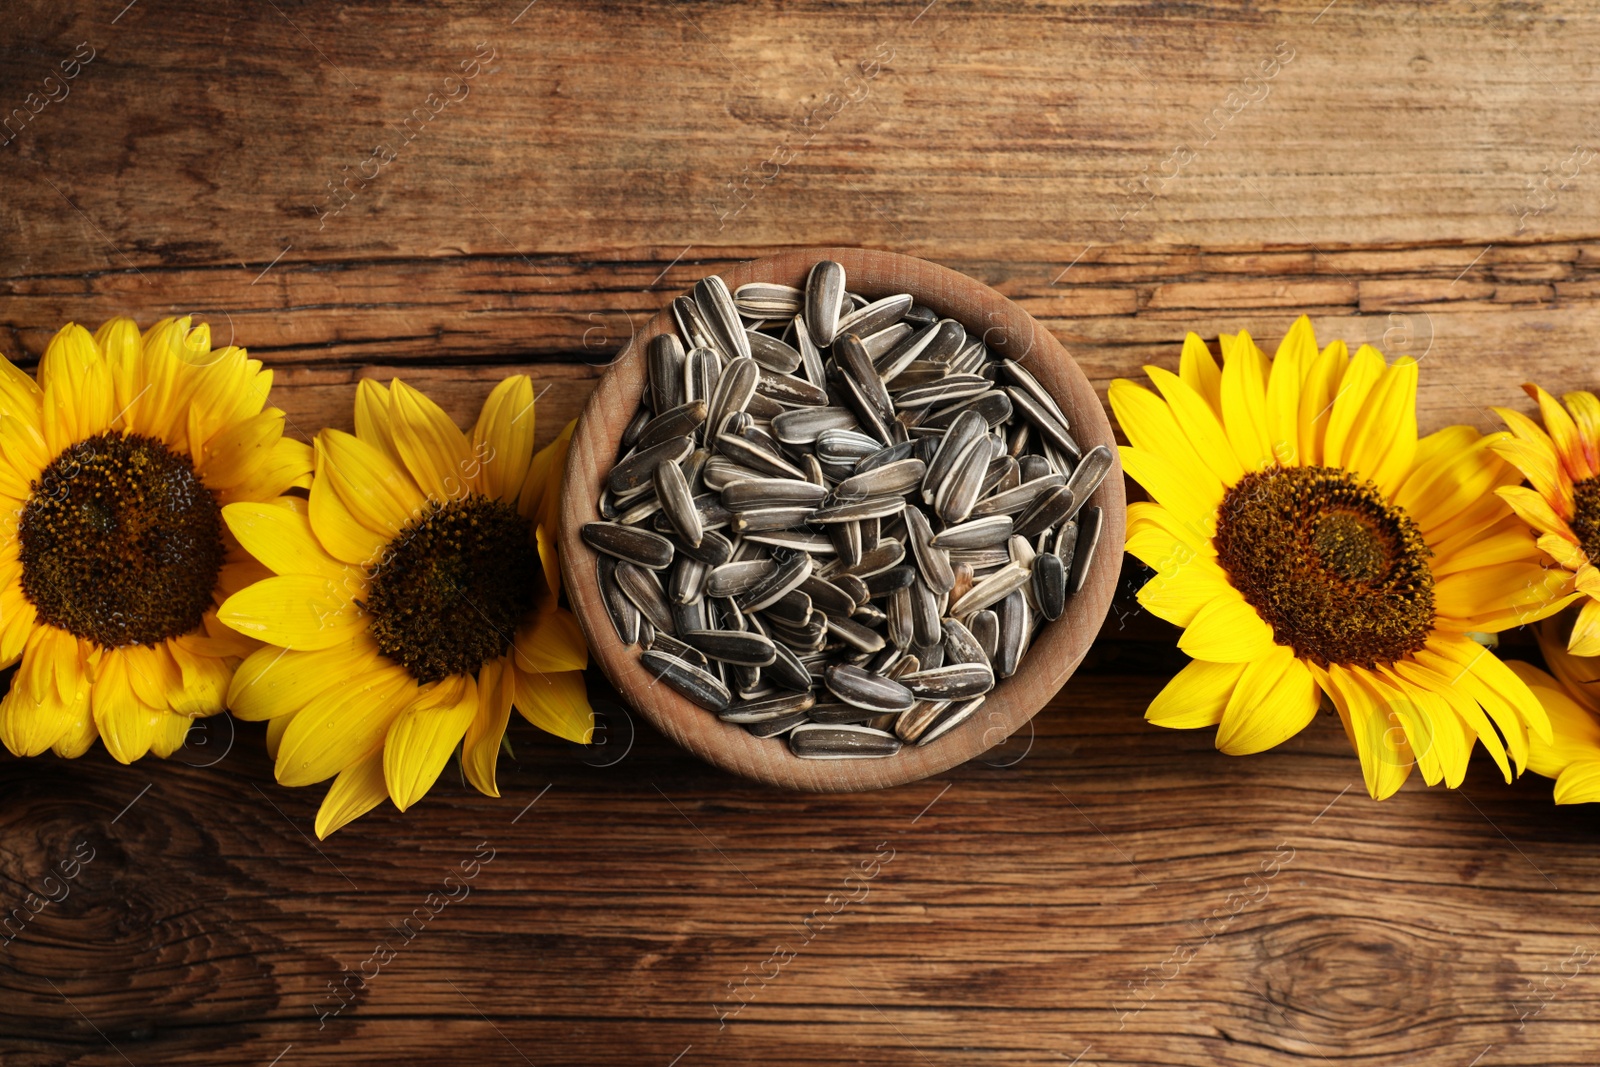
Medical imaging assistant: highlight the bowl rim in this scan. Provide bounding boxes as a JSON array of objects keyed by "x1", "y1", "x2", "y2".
[{"x1": 559, "y1": 247, "x2": 1125, "y2": 791}]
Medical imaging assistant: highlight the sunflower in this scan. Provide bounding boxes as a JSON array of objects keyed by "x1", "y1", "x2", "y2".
[
  {"x1": 1488, "y1": 384, "x2": 1600, "y2": 657},
  {"x1": 0, "y1": 318, "x2": 311, "y2": 763},
  {"x1": 1502, "y1": 623, "x2": 1600, "y2": 804},
  {"x1": 1113, "y1": 316, "x2": 1580, "y2": 799},
  {"x1": 217, "y1": 376, "x2": 591, "y2": 837}
]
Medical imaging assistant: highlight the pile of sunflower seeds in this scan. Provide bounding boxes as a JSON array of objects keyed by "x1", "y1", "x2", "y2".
[{"x1": 585, "y1": 260, "x2": 1110, "y2": 760}]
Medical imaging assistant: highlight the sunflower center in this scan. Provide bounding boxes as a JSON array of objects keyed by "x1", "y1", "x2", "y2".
[
  {"x1": 1212, "y1": 466, "x2": 1435, "y2": 669},
  {"x1": 364, "y1": 493, "x2": 539, "y2": 684},
  {"x1": 19, "y1": 431, "x2": 224, "y2": 648},
  {"x1": 1570, "y1": 478, "x2": 1600, "y2": 563}
]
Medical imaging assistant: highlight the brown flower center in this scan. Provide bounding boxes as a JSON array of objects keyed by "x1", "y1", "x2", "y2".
[
  {"x1": 363, "y1": 494, "x2": 539, "y2": 684},
  {"x1": 1212, "y1": 466, "x2": 1435, "y2": 669},
  {"x1": 20, "y1": 431, "x2": 224, "y2": 648},
  {"x1": 1570, "y1": 477, "x2": 1600, "y2": 563}
]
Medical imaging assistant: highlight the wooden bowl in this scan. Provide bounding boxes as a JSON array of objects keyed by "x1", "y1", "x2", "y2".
[{"x1": 559, "y1": 248, "x2": 1125, "y2": 790}]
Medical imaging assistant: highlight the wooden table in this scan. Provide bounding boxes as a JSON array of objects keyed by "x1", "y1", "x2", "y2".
[{"x1": 3, "y1": 1, "x2": 1598, "y2": 1063}]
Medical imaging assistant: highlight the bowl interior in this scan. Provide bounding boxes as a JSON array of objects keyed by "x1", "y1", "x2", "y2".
[{"x1": 559, "y1": 247, "x2": 1125, "y2": 791}]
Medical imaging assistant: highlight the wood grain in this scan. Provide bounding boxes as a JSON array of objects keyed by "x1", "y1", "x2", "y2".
[
  {"x1": 558, "y1": 247, "x2": 1126, "y2": 791},
  {"x1": 2, "y1": 0, "x2": 1599, "y2": 1063}
]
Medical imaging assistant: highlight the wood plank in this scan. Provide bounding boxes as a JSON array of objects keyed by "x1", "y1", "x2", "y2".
[{"x1": 0, "y1": 671, "x2": 1595, "y2": 1065}]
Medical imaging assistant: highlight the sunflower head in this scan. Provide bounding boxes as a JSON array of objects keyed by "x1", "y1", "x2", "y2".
[
  {"x1": 1490, "y1": 385, "x2": 1600, "y2": 655},
  {"x1": 0, "y1": 318, "x2": 311, "y2": 764},
  {"x1": 218, "y1": 376, "x2": 592, "y2": 837},
  {"x1": 1114, "y1": 316, "x2": 1577, "y2": 799}
]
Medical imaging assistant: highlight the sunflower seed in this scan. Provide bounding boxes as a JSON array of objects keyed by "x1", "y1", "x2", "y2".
[
  {"x1": 994, "y1": 589, "x2": 1029, "y2": 679},
  {"x1": 608, "y1": 436, "x2": 694, "y2": 494},
  {"x1": 1002, "y1": 384, "x2": 1080, "y2": 459},
  {"x1": 746, "y1": 330, "x2": 804, "y2": 374},
  {"x1": 1069, "y1": 506, "x2": 1102, "y2": 595},
  {"x1": 805, "y1": 261, "x2": 847, "y2": 345},
  {"x1": 950, "y1": 562, "x2": 1031, "y2": 616},
  {"x1": 706, "y1": 559, "x2": 776, "y2": 598},
  {"x1": 935, "y1": 434, "x2": 991, "y2": 524},
  {"x1": 737, "y1": 552, "x2": 813, "y2": 612},
  {"x1": 729, "y1": 507, "x2": 818, "y2": 535},
  {"x1": 861, "y1": 323, "x2": 913, "y2": 360},
  {"x1": 721, "y1": 478, "x2": 828, "y2": 509},
  {"x1": 651, "y1": 461, "x2": 703, "y2": 548},
  {"x1": 648, "y1": 333, "x2": 687, "y2": 413},
  {"x1": 695, "y1": 275, "x2": 752, "y2": 363},
  {"x1": 582, "y1": 521, "x2": 676, "y2": 570},
  {"x1": 809, "y1": 702, "x2": 878, "y2": 725},
  {"x1": 837, "y1": 293, "x2": 912, "y2": 339},
  {"x1": 901, "y1": 662, "x2": 995, "y2": 700},
  {"x1": 1013, "y1": 483, "x2": 1077, "y2": 538},
  {"x1": 1063, "y1": 444, "x2": 1114, "y2": 511},
  {"x1": 615, "y1": 561, "x2": 676, "y2": 633},
  {"x1": 1032, "y1": 553, "x2": 1066, "y2": 621},
  {"x1": 684, "y1": 346, "x2": 722, "y2": 404},
  {"x1": 735, "y1": 282, "x2": 804, "y2": 318},
  {"x1": 824, "y1": 664, "x2": 915, "y2": 712},
  {"x1": 834, "y1": 459, "x2": 926, "y2": 501},
  {"x1": 894, "y1": 700, "x2": 949, "y2": 743},
  {"x1": 641, "y1": 650, "x2": 730, "y2": 712},
  {"x1": 922, "y1": 410, "x2": 987, "y2": 504},
  {"x1": 598, "y1": 556, "x2": 640, "y2": 645},
  {"x1": 673, "y1": 296, "x2": 718, "y2": 353},
  {"x1": 684, "y1": 629, "x2": 778, "y2": 667},
  {"x1": 942, "y1": 617, "x2": 988, "y2": 666},
  {"x1": 716, "y1": 433, "x2": 806, "y2": 480},
  {"x1": 636, "y1": 400, "x2": 707, "y2": 452},
  {"x1": 770, "y1": 407, "x2": 855, "y2": 447},
  {"x1": 828, "y1": 614, "x2": 887, "y2": 654},
  {"x1": 721, "y1": 690, "x2": 816, "y2": 724},
  {"x1": 970, "y1": 474, "x2": 1066, "y2": 518},
  {"x1": 836, "y1": 333, "x2": 893, "y2": 414},
  {"x1": 670, "y1": 557, "x2": 709, "y2": 605},
  {"x1": 790, "y1": 723, "x2": 902, "y2": 759},
  {"x1": 969, "y1": 609, "x2": 999, "y2": 661},
  {"x1": 810, "y1": 497, "x2": 908, "y2": 524},
  {"x1": 918, "y1": 696, "x2": 984, "y2": 746}
]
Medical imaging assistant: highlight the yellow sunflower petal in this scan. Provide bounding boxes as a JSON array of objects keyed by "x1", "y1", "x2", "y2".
[
  {"x1": 1143, "y1": 366, "x2": 1245, "y2": 486},
  {"x1": 463, "y1": 656, "x2": 515, "y2": 798},
  {"x1": 384, "y1": 674, "x2": 479, "y2": 812},
  {"x1": 1264, "y1": 315, "x2": 1315, "y2": 467},
  {"x1": 472, "y1": 376, "x2": 537, "y2": 503},
  {"x1": 229, "y1": 639, "x2": 382, "y2": 721},
  {"x1": 1525, "y1": 382, "x2": 1594, "y2": 483},
  {"x1": 1392, "y1": 656, "x2": 1513, "y2": 785},
  {"x1": 1323, "y1": 663, "x2": 1413, "y2": 801},
  {"x1": 511, "y1": 607, "x2": 589, "y2": 675},
  {"x1": 1178, "y1": 332, "x2": 1223, "y2": 417},
  {"x1": 536, "y1": 523, "x2": 559, "y2": 600},
  {"x1": 1218, "y1": 329, "x2": 1273, "y2": 473},
  {"x1": 1506, "y1": 660, "x2": 1600, "y2": 781},
  {"x1": 275, "y1": 665, "x2": 416, "y2": 787},
  {"x1": 1488, "y1": 433, "x2": 1572, "y2": 519},
  {"x1": 1296, "y1": 338, "x2": 1347, "y2": 467},
  {"x1": 1135, "y1": 557, "x2": 1234, "y2": 629},
  {"x1": 1320, "y1": 343, "x2": 1383, "y2": 473},
  {"x1": 389, "y1": 379, "x2": 473, "y2": 503},
  {"x1": 1118, "y1": 446, "x2": 1221, "y2": 535},
  {"x1": 315, "y1": 748, "x2": 390, "y2": 839},
  {"x1": 216, "y1": 435, "x2": 314, "y2": 505},
  {"x1": 91, "y1": 652, "x2": 165, "y2": 764},
  {"x1": 0, "y1": 642, "x2": 74, "y2": 757},
  {"x1": 1496, "y1": 484, "x2": 1577, "y2": 544},
  {"x1": 1215, "y1": 645, "x2": 1319, "y2": 754},
  {"x1": 1109, "y1": 379, "x2": 1223, "y2": 500},
  {"x1": 1145, "y1": 658, "x2": 1246, "y2": 730},
  {"x1": 354, "y1": 379, "x2": 401, "y2": 463},
  {"x1": 1567, "y1": 598, "x2": 1600, "y2": 658},
  {"x1": 39, "y1": 323, "x2": 113, "y2": 452},
  {"x1": 308, "y1": 443, "x2": 389, "y2": 566},
  {"x1": 1177, "y1": 593, "x2": 1278, "y2": 663},
  {"x1": 1560, "y1": 390, "x2": 1600, "y2": 477},
  {"x1": 1346, "y1": 356, "x2": 1419, "y2": 496},
  {"x1": 223, "y1": 499, "x2": 351, "y2": 581},
  {"x1": 511, "y1": 667, "x2": 593, "y2": 744},
  {"x1": 318, "y1": 428, "x2": 427, "y2": 537},
  {"x1": 217, "y1": 574, "x2": 369, "y2": 651}
]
